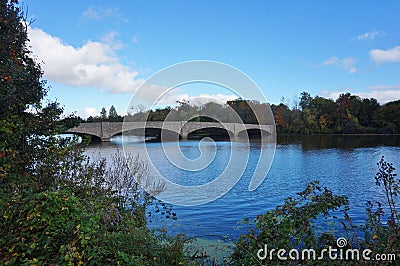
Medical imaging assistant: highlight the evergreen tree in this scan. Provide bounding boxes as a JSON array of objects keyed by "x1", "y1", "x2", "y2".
[
  {"x1": 100, "y1": 107, "x2": 107, "y2": 121},
  {"x1": 108, "y1": 105, "x2": 118, "y2": 121}
]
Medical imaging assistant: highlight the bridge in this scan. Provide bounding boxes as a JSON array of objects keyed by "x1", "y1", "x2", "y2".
[{"x1": 65, "y1": 121, "x2": 275, "y2": 142}]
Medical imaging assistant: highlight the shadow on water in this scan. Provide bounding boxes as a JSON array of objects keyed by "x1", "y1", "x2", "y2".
[{"x1": 278, "y1": 134, "x2": 400, "y2": 150}]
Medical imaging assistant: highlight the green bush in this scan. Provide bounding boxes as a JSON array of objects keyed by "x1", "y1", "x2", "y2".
[
  {"x1": 231, "y1": 157, "x2": 400, "y2": 265},
  {"x1": 1, "y1": 190, "x2": 97, "y2": 264},
  {"x1": 231, "y1": 181, "x2": 348, "y2": 265},
  {"x1": 0, "y1": 189, "x2": 186, "y2": 265}
]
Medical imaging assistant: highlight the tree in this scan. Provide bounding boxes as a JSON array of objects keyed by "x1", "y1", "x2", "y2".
[
  {"x1": 299, "y1": 91, "x2": 312, "y2": 110},
  {"x1": 108, "y1": 105, "x2": 118, "y2": 121},
  {"x1": 0, "y1": 2, "x2": 186, "y2": 264},
  {"x1": 359, "y1": 98, "x2": 379, "y2": 129},
  {"x1": 312, "y1": 96, "x2": 337, "y2": 133},
  {"x1": 0, "y1": 0, "x2": 65, "y2": 191},
  {"x1": 374, "y1": 100, "x2": 400, "y2": 133},
  {"x1": 100, "y1": 107, "x2": 107, "y2": 121},
  {"x1": 227, "y1": 99, "x2": 258, "y2": 124}
]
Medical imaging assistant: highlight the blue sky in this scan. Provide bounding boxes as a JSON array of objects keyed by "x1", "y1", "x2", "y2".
[{"x1": 22, "y1": 0, "x2": 400, "y2": 117}]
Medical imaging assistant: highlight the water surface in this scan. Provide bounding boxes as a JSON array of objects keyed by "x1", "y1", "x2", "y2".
[{"x1": 84, "y1": 135, "x2": 400, "y2": 241}]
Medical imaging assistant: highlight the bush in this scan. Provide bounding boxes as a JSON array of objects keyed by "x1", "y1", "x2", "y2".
[
  {"x1": 231, "y1": 157, "x2": 399, "y2": 265},
  {"x1": 1, "y1": 190, "x2": 97, "y2": 264},
  {"x1": 231, "y1": 181, "x2": 348, "y2": 265},
  {"x1": 0, "y1": 151, "x2": 186, "y2": 265}
]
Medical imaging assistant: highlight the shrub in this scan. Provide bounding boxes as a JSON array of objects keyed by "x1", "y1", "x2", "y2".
[
  {"x1": 231, "y1": 181, "x2": 348, "y2": 265},
  {"x1": 0, "y1": 151, "x2": 186, "y2": 265},
  {"x1": 231, "y1": 157, "x2": 399, "y2": 265}
]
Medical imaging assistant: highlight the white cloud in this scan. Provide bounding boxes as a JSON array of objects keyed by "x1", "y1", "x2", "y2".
[
  {"x1": 189, "y1": 94, "x2": 238, "y2": 105},
  {"x1": 28, "y1": 27, "x2": 145, "y2": 93},
  {"x1": 320, "y1": 87, "x2": 400, "y2": 104},
  {"x1": 319, "y1": 90, "x2": 349, "y2": 101},
  {"x1": 368, "y1": 84, "x2": 400, "y2": 91},
  {"x1": 357, "y1": 90, "x2": 400, "y2": 103},
  {"x1": 370, "y1": 46, "x2": 400, "y2": 64},
  {"x1": 157, "y1": 93, "x2": 237, "y2": 106},
  {"x1": 28, "y1": 27, "x2": 241, "y2": 109},
  {"x1": 350, "y1": 31, "x2": 383, "y2": 42},
  {"x1": 139, "y1": 84, "x2": 237, "y2": 107},
  {"x1": 81, "y1": 107, "x2": 98, "y2": 118},
  {"x1": 319, "y1": 56, "x2": 357, "y2": 74},
  {"x1": 101, "y1": 31, "x2": 125, "y2": 50},
  {"x1": 132, "y1": 36, "x2": 139, "y2": 44},
  {"x1": 82, "y1": 6, "x2": 118, "y2": 20}
]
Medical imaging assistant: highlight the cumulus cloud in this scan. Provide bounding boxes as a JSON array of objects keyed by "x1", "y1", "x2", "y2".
[
  {"x1": 370, "y1": 46, "x2": 400, "y2": 64},
  {"x1": 319, "y1": 56, "x2": 357, "y2": 74},
  {"x1": 350, "y1": 31, "x2": 384, "y2": 42},
  {"x1": 28, "y1": 27, "x2": 145, "y2": 93},
  {"x1": 28, "y1": 27, "x2": 239, "y2": 108}
]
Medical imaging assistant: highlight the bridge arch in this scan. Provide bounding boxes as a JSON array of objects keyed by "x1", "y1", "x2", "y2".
[
  {"x1": 187, "y1": 127, "x2": 234, "y2": 139},
  {"x1": 64, "y1": 122, "x2": 105, "y2": 141},
  {"x1": 63, "y1": 132, "x2": 102, "y2": 143},
  {"x1": 181, "y1": 122, "x2": 234, "y2": 138},
  {"x1": 237, "y1": 128, "x2": 271, "y2": 138},
  {"x1": 118, "y1": 127, "x2": 183, "y2": 140}
]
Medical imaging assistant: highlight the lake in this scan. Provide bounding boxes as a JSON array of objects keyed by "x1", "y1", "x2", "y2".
[{"x1": 84, "y1": 135, "x2": 400, "y2": 242}]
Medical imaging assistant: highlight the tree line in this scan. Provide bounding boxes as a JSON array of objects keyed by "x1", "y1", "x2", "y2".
[
  {"x1": 84, "y1": 93, "x2": 400, "y2": 134},
  {"x1": 273, "y1": 92, "x2": 400, "y2": 134}
]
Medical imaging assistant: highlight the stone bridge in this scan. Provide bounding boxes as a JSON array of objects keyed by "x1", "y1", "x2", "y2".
[{"x1": 65, "y1": 121, "x2": 275, "y2": 142}]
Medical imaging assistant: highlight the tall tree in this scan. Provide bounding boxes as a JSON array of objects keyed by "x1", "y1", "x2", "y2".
[
  {"x1": 336, "y1": 93, "x2": 354, "y2": 133},
  {"x1": 0, "y1": 3, "x2": 187, "y2": 264},
  {"x1": 299, "y1": 91, "x2": 312, "y2": 110},
  {"x1": 0, "y1": 0, "x2": 65, "y2": 191},
  {"x1": 100, "y1": 107, "x2": 107, "y2": 121},
  {"x1": 108, "y1": 105, "x2": 118, "y2": 121}
]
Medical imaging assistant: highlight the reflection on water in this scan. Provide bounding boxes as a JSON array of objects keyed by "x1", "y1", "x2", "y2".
[
  {"x1": 278, "y1": 134, "x2": 400, "y2": 149},
  {"x1": 84, "y1": 135, "x2": 400, "y2": 240}
]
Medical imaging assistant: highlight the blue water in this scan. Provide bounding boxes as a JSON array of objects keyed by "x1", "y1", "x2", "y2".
[{"x1": 85, "y1": 135, "x2": 400, "y2": 241}]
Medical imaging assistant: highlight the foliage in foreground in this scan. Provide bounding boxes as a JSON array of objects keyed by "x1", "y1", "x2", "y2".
[
  {"x1": 0, "y1": 1, "x2": 185, "y2": 264},
  {"x1": 1, "y1": 148, "x2": 186, "y2": 265},
  {"x1": 231, "y1": 157, "x2": 399, "y2": 265}
]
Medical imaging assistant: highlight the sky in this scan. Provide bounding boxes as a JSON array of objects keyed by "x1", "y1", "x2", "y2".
[{"x1": 21, "y1": 0, "x2": 400, "y2": 118}]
